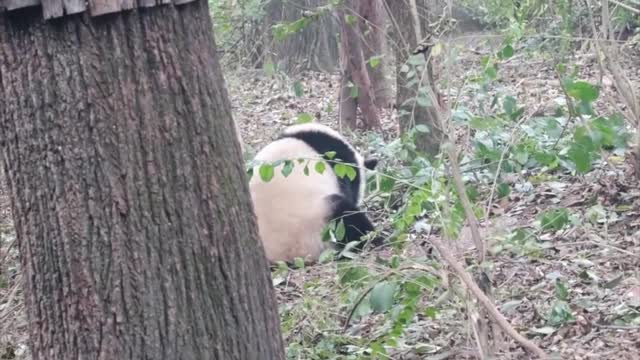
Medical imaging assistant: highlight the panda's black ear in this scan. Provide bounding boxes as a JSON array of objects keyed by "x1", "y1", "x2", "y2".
[{"x1": 364, "y1": 157, "x2": 378, "y2": 170}]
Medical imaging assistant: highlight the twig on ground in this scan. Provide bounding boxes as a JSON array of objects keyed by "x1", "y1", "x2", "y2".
[
  {"x1": 446, "y1": 145, "x2": 485, "y2": 261},
  {"x1": 429, "y1": 236, "x2": 548, "y2": 359}
]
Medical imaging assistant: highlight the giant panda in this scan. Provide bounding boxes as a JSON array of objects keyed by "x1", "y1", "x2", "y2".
[{"x1": 249, "y1": 123, "x2": 380, "y2": 264}]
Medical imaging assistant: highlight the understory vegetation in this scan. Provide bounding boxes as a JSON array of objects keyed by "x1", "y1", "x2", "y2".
[{"x1": 224, "y1": 1, "x2": 639, "y2": 359}]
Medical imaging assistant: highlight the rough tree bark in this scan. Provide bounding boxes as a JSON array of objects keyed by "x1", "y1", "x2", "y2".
[
  {"x1": 357, "y1": 0, "x2": 393, "y2": 108},
  {"x1": 0, "y1": 3, "x2": 284, "y2": 360},
  {"x1": 385, "y1": 0, "x2": 444, "y2": 156},
  {"x1": 338, "y1": 0, "x2": 381, "y2": 130},
  {"x1": 258, "y1": 0, "x2": 340, "y2": 73}
]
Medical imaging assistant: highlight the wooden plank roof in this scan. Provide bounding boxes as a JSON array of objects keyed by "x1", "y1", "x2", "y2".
[{"x1": 1, "y1": 0, "x2": 195, "y2": 18}]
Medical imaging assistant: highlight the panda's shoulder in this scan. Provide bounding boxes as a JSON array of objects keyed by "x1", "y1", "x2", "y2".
[
  {"x1": 281, "y1": 123, "x2": 345, "y2": 142},
  {"x1": 279, "y1": 123, "x2": 356, "y2": 161}
]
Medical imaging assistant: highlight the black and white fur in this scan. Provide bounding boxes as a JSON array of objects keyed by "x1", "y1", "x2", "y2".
[{"x1": 249, "y1": 123, "x2": 379, "y2": 263}]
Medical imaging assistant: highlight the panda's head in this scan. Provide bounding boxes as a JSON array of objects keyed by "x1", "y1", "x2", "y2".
[{"x1": 280, "y1": 123, "x2": 378, "y2": 206}]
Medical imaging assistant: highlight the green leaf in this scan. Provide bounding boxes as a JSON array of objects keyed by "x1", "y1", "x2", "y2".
[
  {"x1": 499, "y1": 44, "x2": 514, "y2": 59},
  {"x1": 293, "y1": 257, "x2": 305, "y2": 269},
  {"x1": 296, "y1": 112, "x2": 313, "y2": 124},
  {"x1": 415, "y1": 275, "x2": 438, "y2": 289},
  {"x1": 514, "y1": 150, "x2": 529, "y2": 165},
  {"x1": 345, "y1": 165, "x2": 357, "y2": 181},
  {"x1": 503, "y1": 96, "x2": 517, "y2": 115},
  {"x1": 465, "y1": 185, "x2": 480, "y2": 202},
  {"x1": 314, "y1": 161, "x2": 326, "y2": 174},
  {"x1": 271, "y1": 24, "x2": 289, "y2": 41},
  {"x1": 414, "y1": 124, "x2": 430, "y2": 133},
  {"x1": 469, "y1": 116, "x2": 500, "y2": 130},
  {"x1": 289, "y1": 17, "x2": 311, "y2": 34},
  {"x1": 497, "y1": 183, "x2": 511, "y2": 198},
  {"x1": 533, "y1": 150, "x2": 560, "y2": 168},
  {"x1": 431, "y1": 41, "x2": 443, "y2": 56},
  {"x1": 592, "y1": 115, "x2": 630, "y2": 149},
  {"x1": 379, "y1": 176, "x2": 395, "y2": 192},
  {"x1": 539, "y1": 208, "x2": 570, "y2": 231},
  {"x1": 368, "y1": 55, "x2": 382, "y2": 68},
  {"x1": 548, "y1": 300, "x2": 575, "y2": 326},
  {"x1": 345, "y1": 14, "x2": 358, "y2": 25},
  {"x1": 511, "y1": 106, "x2": 525, "y2": 120},
  {"x1": 577, "y1": 100, "x2": 594, "y2": 115},
  {"x1": 263, "y1": 60, "x2": 276, "y2": 77},
  {"x1": 567, "y1": 148, "x2": 592, "y2": 173},
  {"x1": 274, "y1": 261, "x2": 288, "y2": 274},
  {"x1": 484, "y1": 64, "x2": 498, "y2": 79},
  {"x1": 293, "y1": 81, "x2": 304, "y2": 97},
  {"x1": 334, "y1": 163, "x2": 347, "y2": 178},
  {"x1": 424, "y1": 306, "x2": 438, "y2": 319},
  {"x1": 325, "y1": 102, "x2": 333, "y2": 113},
  {"x1": 568, "y1": 126, "x2": 597, "y2": 173},
  {"x1": 555, "y1": 280, "x2": 569, "y2": 300},
  {"x1": 566, "y1": 81, "x2": 599, "y2": 103},
  {"x1": 318, "y1": 248, "x2": 336, "y2": 263},
  {"x1": 480, "y1": 55, "x2": 491, "y2": 67},
  {"x1": 370, "y1": 281, "x2": 396, "y2": 313},
  {"x1": 475, "y1": 141, "x2": 502, "y2": 162},
  {"x1": 259, "y1": 164, "x2": 275, "y2": 182},
  {"x1": 324, "y1": 151, "x2": 337, "y2": 159},
  {"x1": 370, "y1": 342, "x2": 387, "y2": 356},
  {"x1": 339, "y1": 265, "x2": 369, "y2": 285},
  {"x1": 281, "y1": 160, "x2": 294, "y2": 177},
  {"x1": 349, "y1": 84, "x2": 359, "y2": 98},
  {"x1": 390, "y1": 256, "x2": 401, "y2": 268}
]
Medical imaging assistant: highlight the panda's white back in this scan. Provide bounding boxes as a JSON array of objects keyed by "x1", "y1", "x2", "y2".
[{"x1": 249, "y1": 137, "x2": 339, "y2": 263}]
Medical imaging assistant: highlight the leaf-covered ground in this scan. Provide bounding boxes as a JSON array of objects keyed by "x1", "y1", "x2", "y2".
[
  {"x1": 227, "y1": 32, "x2": 640, "y2": 359},
  {"x1": 1, "y1": 32, "x2": 639, "y2": 359}
]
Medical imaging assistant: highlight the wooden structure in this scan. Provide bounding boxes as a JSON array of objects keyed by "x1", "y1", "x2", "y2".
[{"x1": 0, "y1": 0, "x2": 195, "y2": 18}]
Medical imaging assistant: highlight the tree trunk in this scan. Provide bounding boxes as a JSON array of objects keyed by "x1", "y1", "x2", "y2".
[
  {"x1": 357, "y1": 0, "x2": 393, "y2": 108},
  {"x1": 385, "y1": 0, "x2": 444, "y2": 156},
  {"x1": 337, "y1": 0, "x2": 381, "y2": 130},
  {"x1": 635, "y1": 141, "x2": 640, "y2": 180},
  {"x1": 0, "y1": 3, "x2": 284, "y2": 360},
  {"x1": 259, "y1": 0, "x2": 340, "y2": 73}
]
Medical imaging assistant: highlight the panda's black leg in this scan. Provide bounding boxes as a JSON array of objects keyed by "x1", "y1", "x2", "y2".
[{"x1": 326, "y1": 194, "x2": 377, "y2": 252}]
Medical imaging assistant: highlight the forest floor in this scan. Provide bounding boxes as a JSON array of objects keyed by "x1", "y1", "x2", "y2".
[
  {"x1": 227, "y1": 31, "x2": 640, "y2": 359},
  {"x1": 1, "y1": 32, "x2": 639, "y2": 359}
]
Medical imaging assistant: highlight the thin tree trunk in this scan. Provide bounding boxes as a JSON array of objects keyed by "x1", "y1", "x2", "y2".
[
  {"x1": 337, "y1": 0, "x2": 381, "y2": 130},
  {"x1": 338, "y1": 69, "x2": 359, "y2": 129},
  {"x1": 386, "y1": 0, "x2": 444, "y2": 156},
  {"x1": 357, "y1": 0, "x2": 392, "y2": 108},
  {"x1": 0, "y1": 4, "x2": 284, "y2": 360},
  {"x1": 260, "y1": 0, "x2": 340, "y2": 73}
]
